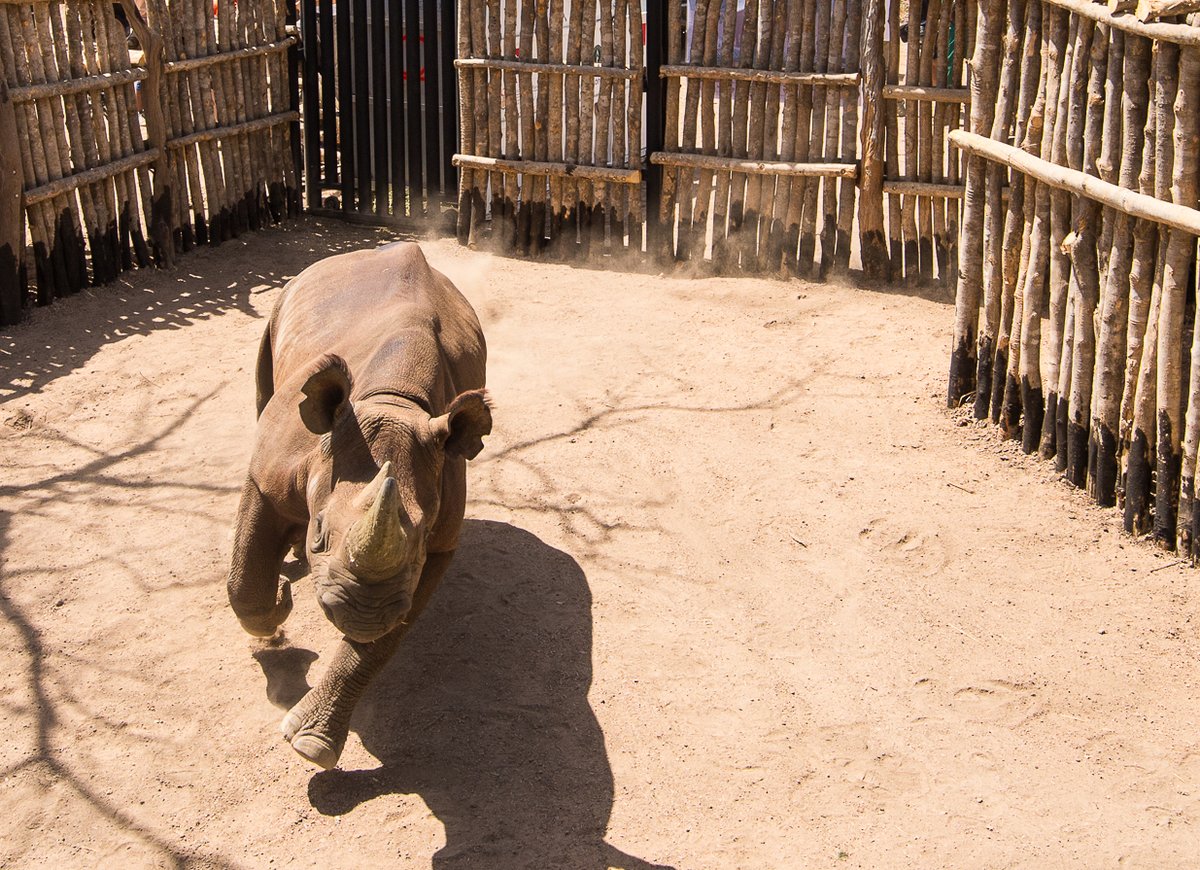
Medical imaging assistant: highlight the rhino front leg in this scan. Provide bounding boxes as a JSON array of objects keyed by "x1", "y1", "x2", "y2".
[
  {"x1": 228, "y1": 476, "x2": 296, "y2": 637},
  {"x1": 280, "y1": 550, "x2": 453, "y2": 769}
]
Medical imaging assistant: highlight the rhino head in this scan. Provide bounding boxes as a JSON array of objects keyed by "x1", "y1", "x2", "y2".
[{"x1": 296, "y1": 355, "x2": 490, "y2": 643}]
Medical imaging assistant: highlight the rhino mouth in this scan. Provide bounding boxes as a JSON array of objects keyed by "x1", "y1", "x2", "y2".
[{"x1": 315, "y1": 571, "x2": 416, "y2": 643}]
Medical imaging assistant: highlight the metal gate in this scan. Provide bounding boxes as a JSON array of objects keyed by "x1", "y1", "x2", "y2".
[{"x1": 298, "y1": 0, "x2": 459, "y2": 223}]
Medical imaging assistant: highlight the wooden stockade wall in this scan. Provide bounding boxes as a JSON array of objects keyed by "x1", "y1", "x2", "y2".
[
  {"x1": 647, "y1": 0, "x2": 969, "y2": 280},
  {"x1": 447, "y1": 0, "x2": 970, "y2": 281},
  {"x1": 883, "y1": 0, "x2": 972, "y2": 283},
  {"x1": 651, "y1": 0, "x2": 863, "y2": 276},
  {"x1": 150, "y1": 0, "x2": 300, "y2": 249},
  {"x1": 452, "y1": 0, "x2": 645, "y2": 256},
  {"x1": 949, "y1": 1, "x2": 1200, "y2": 555},
  {"x1": 0, "y1": 0, "x2": 300, "y2": 326}
]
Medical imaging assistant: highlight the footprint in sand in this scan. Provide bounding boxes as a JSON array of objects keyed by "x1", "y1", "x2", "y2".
[
  {"x1": 950, "y1": 679, "x2": 1044, "y2": 728},
  {"x1": 806, "y1": 722, "x2": 930, "y2": 798},
  {"x1": 857, "y1": 516, "x2": 948, "y2": 575}
]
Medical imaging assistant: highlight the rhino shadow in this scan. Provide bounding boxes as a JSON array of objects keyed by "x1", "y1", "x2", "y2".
[{"x1": 304, "y1": 519, "x2": 672, "y2": 870}]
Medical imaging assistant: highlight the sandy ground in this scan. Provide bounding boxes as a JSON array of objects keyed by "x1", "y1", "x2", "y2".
[{"x1": 2, "y1": 219, "x2": 1199, "y2": 869}]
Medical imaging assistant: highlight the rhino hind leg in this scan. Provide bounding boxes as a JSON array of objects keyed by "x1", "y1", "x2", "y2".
[
  {"x1": 280, "y1": 551, "x2": 454, "y2": 769},
  {"x1": 228, "y1": 476, "x2": 296, "y2": 637}
]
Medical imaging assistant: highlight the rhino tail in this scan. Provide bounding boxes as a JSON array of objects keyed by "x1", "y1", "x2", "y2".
[{"x1": 254, "y1": 322, "x2": 275, "y2": 418}]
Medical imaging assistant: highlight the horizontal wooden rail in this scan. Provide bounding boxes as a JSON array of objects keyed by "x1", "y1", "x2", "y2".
[
  {"x1": 454, "y1": 57, "x2": 640, "y2": 80},
  {"x1": 24, "y1": 149, "x2": 160, "y2": 205},
  {"x1": 882, "y1": 179, "x2": 966, "y2": 197},
  {"x1": 166, "y1": 110, "x2": 299, "y2": 150},
  {"x1": 452, "y1": 154, "x2": 642, "y2": 183},
  {"x1": 7, "y1": 39, "x2": 296, "y2": 102},
  {"x1": 650, "y1": 152, "x2": 860, "y2": 178},
  {"x1": 949, "y1": 129, "x2": 1200, "y2": 236},
  {"x1": 882, "y1": 84, "x2": 970, "y2": 103},
  {"x1": 10, "y1": 68, "x2": 147, "y2": 103},
  {"x1": 660, "y1": 65, "x2": 860, "y2": 87},
  {"x1": 1134, "y1": 0, "x2": 1200, "y2": 21},
  {"x1": 1045, "y1": 0, "x2": 1200, "y2": 46},
  {"x1": 164, "y1": 36, "x2": 296, "y2": 75}
]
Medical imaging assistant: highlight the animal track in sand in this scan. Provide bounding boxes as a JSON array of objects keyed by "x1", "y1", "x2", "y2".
[
  {"x1": 806, "y1": 723, "x2": 929, "y2": 798},
  {"x1": 857, "y1": 516, "x2": 948, "y2": 575},
  {"x1": 950, "y1": 680, "x2": 1044, "y2": 728}
]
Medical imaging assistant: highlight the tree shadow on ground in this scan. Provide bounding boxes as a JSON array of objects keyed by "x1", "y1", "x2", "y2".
[
  {"x1": 0, "y1": 219, "x2": 396, "y2": 402},
  {"x1": 303, "y1": 519, "x2": 674, "y2": 870}
]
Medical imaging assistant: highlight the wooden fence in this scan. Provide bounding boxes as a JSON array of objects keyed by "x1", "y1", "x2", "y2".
[
  {"x1": 451, "y1": 0, "x2": 645, "y2": 257},
  {"x1": 0, "y1": 0, "x2": 300, "y2": 326},
  {"x1": 883, "y1": 0, "x2": 972, "y2": 283},
  {"x1": 949, "y1": 1, "x2": 1200, "y2": 555},
  {"x1": 651, "y1": 0, "x2": 862, "y2": 276},
  {"x1": 449, "y1": 0, "x2": 969, "y2": 281}
]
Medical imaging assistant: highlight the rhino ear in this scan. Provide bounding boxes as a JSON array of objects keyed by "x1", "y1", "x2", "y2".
[
  {"x1": 299, "y1": 355, "x2": 352, "y2": 434},
  {"x1": 432, "y1": 390, "x2": 493, "y2": 459}
]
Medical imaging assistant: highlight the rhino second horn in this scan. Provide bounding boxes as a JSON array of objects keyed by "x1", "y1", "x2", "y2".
[
  {"x1": 345, "y1": 475, "x2": 407, "y2": 580},
  {"x1": 352, "y1": 461, "x2": 394, "y2": 510}
]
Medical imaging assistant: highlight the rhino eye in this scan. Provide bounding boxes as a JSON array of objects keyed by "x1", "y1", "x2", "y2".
[{"x1": 311, "y1": 511, "x2": 330, "y2": 553}]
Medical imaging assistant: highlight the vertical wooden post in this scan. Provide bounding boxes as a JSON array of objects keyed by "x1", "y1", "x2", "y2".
[
  {"x1": 302, "y1": 0, "x2": 321, "y2": 210},
  {"x1": 818, "y1": 0, "x2": 848, "y2": 279},
  {"x1": 799, "y1": 0, "x2": 831, "y2": 273},
  {"x1": 611, "y1": 0, "x2": 628, "y2": 248},
  {"x1": 121, "y1": 0, "x2": 175, "y2": 266},
  {"x1": 1175, "y1": 44, "x2": 1200, "y2": 556},
  {"x1": 724, "y1": 0, "x2": 758, "y2": 267},
  {"x1": 780, "y1": 2, "x2": 816, "y2": 277},
  {"x1": 710, "y1": 0, "x2": 742, "y2": 271},
  {"x1": 858, "y1": 0, "x2": 888, "y2": 279},
  {"x1": 947, "y1": 0, "x2": 1001, "y2": 408},
  {"x1": 531, "y1": 0, "x2": 551, "y2": 254},
  {"x1": 1153, "y1": 37, "x2": 1186, "y2": 550},
  {"x1": 834, "y1": 0, "x2": 861, "y2": 269},
  {"x1": 883, "y1": 0, "x2": 901, "y2": 274},
  {"x1": 1053, "y1": 16, "x2": 1093, "y2": 466},
  {"x1": 1120, "y1": 66, "x2": 1161, "y2": 533},
  {"x1": 1040, "y1": 14, "x2": 1081, "y2": 459},
  {"x1": 1090, "y1": 32, "x2": 1152, "y2": 503},
  {"x1": 1065, "y1": 22, "x2": 1107, "y2": 489},
  {"x1": 975, "y1": 0, "x2": 1025, "y2": 421},
  {"x1": 0, "y1": 78, "x2": 23, "y2": 325},
  {"x1": 457, "y1": 0, "x2": 477, "y2": 243},
  {"x1": 627, "y1": 0, "x2": 643, "y2": 240},
  {"x1": 517, "y1": 0, "x2": 538, "y2": 253},
  {"x1": 471, "y1": 0, "x2": 490, "y2": 245}
]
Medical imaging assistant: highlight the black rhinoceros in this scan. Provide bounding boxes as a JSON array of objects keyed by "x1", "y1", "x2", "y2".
[{"x1": 227, "y1": 241, "x2": 491, "y2": 769}]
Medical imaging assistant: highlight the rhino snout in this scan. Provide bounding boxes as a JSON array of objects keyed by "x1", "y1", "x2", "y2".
[{"x1": 316, "y1": 577, "x2": 414, "y2": 643}]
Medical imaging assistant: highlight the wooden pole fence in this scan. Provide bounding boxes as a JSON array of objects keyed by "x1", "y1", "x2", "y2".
[{"x1": 0, "y1": 0, "x2": 300, "y2": 323}]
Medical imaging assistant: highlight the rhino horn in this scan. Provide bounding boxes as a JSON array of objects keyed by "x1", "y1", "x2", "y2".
[{"x1": 345, "y1": 463, "x2": 407, "y2": 580}]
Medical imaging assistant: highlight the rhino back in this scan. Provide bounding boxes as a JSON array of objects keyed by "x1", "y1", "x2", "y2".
[{"x1": 269, "y1": 243, "x2": 485, "y2": 409}]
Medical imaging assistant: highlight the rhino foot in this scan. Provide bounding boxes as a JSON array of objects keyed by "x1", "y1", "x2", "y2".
[
  {"x1": 281, "y1": 690, "x2": 344, "y2": 770},
  {"x1": 235, "y1": 581, "x2": 293, "y2": 638}
]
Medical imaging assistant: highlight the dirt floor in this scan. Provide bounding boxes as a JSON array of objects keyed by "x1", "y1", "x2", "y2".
[{"x1": 3, "y1": 219, "x2": 1200, "y2": 868}]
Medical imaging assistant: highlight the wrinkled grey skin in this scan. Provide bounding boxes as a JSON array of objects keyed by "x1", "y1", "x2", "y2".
[{"x1": 227, "y1": 242, "x2": 490, "y2": 768}]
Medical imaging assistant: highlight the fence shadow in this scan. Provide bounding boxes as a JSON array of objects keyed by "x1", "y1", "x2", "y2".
[
  {"x1": 0, "y1": 219, "x2": 395, "y2": 403},
  {"x1": 303, "y1": 518, "x2": 673, "y2": 870}
]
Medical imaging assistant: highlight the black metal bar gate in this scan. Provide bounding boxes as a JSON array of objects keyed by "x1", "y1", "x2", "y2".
[{"x1": 299, "y1": 0, "x2": 458, "y2": 224}]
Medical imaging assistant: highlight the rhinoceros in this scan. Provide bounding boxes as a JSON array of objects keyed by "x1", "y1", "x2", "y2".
[{"x1": 227, "y1": 241, "x2": 491, "y2": 769}]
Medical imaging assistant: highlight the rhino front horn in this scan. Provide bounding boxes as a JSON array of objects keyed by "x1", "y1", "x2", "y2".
[{"x1": 345, "y1": 464, "x2": 407, "y2": 580}]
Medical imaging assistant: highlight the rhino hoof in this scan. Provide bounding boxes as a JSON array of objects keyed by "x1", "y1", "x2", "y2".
[
  {"x1": 290, "y1": 734, "x2": 340, "y2": 770},
  {"x1": 280, "y1": 701, "x2": 343, "y2": 770}
]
